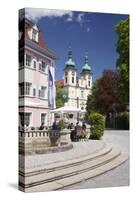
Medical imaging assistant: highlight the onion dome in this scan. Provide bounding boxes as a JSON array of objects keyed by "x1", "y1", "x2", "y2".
[
  {"x1": 65, "y1": 46, "x2": 75, "y2": 67},
  {"x1": 82, "y1": 51, "x2": 91, "y2": 72}
]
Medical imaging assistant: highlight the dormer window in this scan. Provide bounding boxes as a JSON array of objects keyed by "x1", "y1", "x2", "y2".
[{"x1": 32, "y1": 29, "x2": 37, "y2": 41}]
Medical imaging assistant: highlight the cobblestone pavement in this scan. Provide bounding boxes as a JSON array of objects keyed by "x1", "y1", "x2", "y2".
[
  {"x1": 20, "y1": 140, "x2": 105, "y2": 170},
  {"x1": 62, "y1": 130, "x2": 130, "y2": 190}
]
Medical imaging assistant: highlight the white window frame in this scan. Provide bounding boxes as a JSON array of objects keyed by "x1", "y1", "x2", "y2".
[
  {"x1": 25, "y1": 54, "x2": 31, "y2": 67},
  {"x1": 32, "y1": 29, "x2": 37, "y2": 41},
  {"x1": 40, "y1": 113, "x2": 47, "y2": 125}
]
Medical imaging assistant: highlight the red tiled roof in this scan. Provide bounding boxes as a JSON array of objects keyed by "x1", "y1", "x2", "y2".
[{"x1": 55, "y1": 79, "x2": 64, "y2": 87}]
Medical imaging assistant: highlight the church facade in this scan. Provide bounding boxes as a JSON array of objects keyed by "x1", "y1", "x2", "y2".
[{"x1": 62, "y1": 48, "x2": 93, "y2": 111}]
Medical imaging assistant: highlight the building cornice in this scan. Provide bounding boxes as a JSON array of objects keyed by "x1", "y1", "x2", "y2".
[
  {"x1": 19, "y1": 39, "x2": 58, "y2": 60},
  {"x1": 64, "y1": 84, "x2": 91, "y2": 90}
]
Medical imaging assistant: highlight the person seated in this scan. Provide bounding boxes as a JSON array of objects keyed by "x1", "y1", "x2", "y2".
[
  {"x1": 75, "y1": 122, "x2": 82, "y2": 140},
  {"x1": 68, "y1": 123, "x2": 74, "y2": 129},
  {"x1": 52, "y1": 120, "x2": 58, "y2": 130},
  {"x1": 81, "y1": 122, "x2": 87, "y2": 139},
  {"x1": 39, "y1": 122, "x2": 44, "y2": 130},
  {"x1": 82, "y1": 121, "x2": 86, "y2": 131},
  {"x1": 70, "y1": 129, "x2": 76, "y2": 141}
]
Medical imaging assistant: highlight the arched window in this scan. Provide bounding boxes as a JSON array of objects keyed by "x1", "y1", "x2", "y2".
[
  {"x1": 65, "y1": 77, "x2": 68, "y2": 84},
  {"x1": 72, "y1": 77, "x2": 74, "y2": 83}
]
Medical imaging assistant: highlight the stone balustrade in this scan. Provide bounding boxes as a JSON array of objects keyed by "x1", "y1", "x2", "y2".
[{"x1": 19, "y1": 129, "x2": 73, "y2": 155}]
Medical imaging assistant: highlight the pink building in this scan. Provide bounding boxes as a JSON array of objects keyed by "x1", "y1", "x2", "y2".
[{"x1": 19, "y1": 18, "x2": 58, "y2": 129}]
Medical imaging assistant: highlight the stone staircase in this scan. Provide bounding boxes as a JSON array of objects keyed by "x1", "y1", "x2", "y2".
[{"x1": 19, "y1": 143, "x2": 128, "y2": 192}]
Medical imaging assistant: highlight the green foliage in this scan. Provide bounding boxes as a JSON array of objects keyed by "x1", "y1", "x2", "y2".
[
  {"x1": 115, "y1": 18, "x2": 129, "y2": 103},
  {"x1": 56, "y1": 83, "x2": 69, "y2": 108},
  {"x1": 57, "y1": 119, "x2": 64, "y2": 130},
  {"x1": 89, "y1": 112, "x2": 105, "y2": 140},
  {"x1": 85, "y1": 70, "x2": 126, "y2": 119},
  {"x1": 85, "y1": 81, "x2": 98, "y2": 117},
  {"x1": 115, "y1": 112, "x2": 129, "y2": 130}
]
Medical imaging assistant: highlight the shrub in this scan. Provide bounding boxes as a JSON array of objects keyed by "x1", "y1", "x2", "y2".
[
  {"x1": 89, "y1": 112, "x2": 105, "y2": 140},
  {"x1": 57, "y1": 119, "x2": 64, "y2": 130},
  {"x1": 115, "y1": 112, "x2": 129, "y2": 130}
]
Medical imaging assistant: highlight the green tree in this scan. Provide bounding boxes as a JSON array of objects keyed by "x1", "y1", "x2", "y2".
[
  {"x1": 85, "y1": 70, "x2": 126, "y2": 120},
  {"x1": 115, "y1": 18, "x2": 129, "y2": 103},
  {"x1": 85, "y1": 80, "x2": 98, "y2": 117},
  {"x1": 56, "y1": 84, "x2": 68, "y2": 108}
]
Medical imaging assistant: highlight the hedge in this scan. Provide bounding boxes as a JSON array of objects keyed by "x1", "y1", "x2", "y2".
[
  {"x1": 115, "y1": 112, "x2": 129, "y2": 130},
  {"x1": 89, "y1": 112, "x2": 105, "y2": 140}
]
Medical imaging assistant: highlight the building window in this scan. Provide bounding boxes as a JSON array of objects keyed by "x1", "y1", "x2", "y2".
[
  {"x1": 38, "y1": 89, "x2": 41, "y2": 97},
  {"x1": 41, "y1": 113, "x2": 46, "y2": 124},
  {"x1": 39, "y1": 63, "x2": 42, "y2": 71},
  {"x1": 72, "y1": 77, "x2": 74, "y2": 83},
  {"x1": 26, "y1": 54, "x2": 31, "y2": 66},
  {"x1": 33, "y1": 88, "x2": 36, "y2": 96},
  {"x1": 65, "y1": 71, "x2": 68, "y2": 76},
  {"x1": 42, "y1": 61, "x2": 46, "y2": 72},
  {"x1": 19, "y1": 82, "x2": 24, "y2": 96},
  {"x1": 41, "y1": 86, "x2": 45, "y2": 98},
  {"x1": 25, "y1": 82, "x2": 31, "y2": 95},
  {"x1": 65, "y1": 77, "x2": 67, "y2": 84},
  {"x1": 19, "y1": 112, "x2": 31, "y2": 127},
  {"x1": 19, "y1": 82, "x2": 31, "y2": 96},
  {"x1": 33, "y1": 61, "x2": 36, "y2": 69},
  {"x1": 19, "y1": 54, "x2": 24, "y2": 68},
  {"x1": 39, "y1": 61, "x2": 46, "y2": 72},
  {"x1": 39, "y1": 86, "x2": 46, "y2": 98},
  {"x1": 81, "y1": 90, "x2": 84, "y2": 98},
  {"x1": 32, "y1": 29, "x2": 37, "y2": 41},
  {"x1": 88, "y1": 80, "x2": 90, "y2": 87},
  {"x1": 72, "y1": 71, "x2": 75, "y2": 76}
]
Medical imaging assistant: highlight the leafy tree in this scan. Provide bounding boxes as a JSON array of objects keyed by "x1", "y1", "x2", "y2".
[
  {"x1": 115, "y1": 18, "x2": 129, "y2": 103},
  {"x1": 85, "y1": 70, "x2": 126, "y2": 118},
  {"x1": 95, "y1": 70, "x2": 126, "y2": 114},
  {"x1": 85, "y1": 81, "x2": 98, "y2": 117},
  {"x1": 56, "y1": 83, "x2": 68, "y2": 108}
]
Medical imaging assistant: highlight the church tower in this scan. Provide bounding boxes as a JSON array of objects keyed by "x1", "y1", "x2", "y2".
[
  {"x1": 64, "y1": 46, "x2": 76, "y2": 86},
  {"x1": 80, "y1": 51, "x2": 92, "y2": 89},
  {"x1": 64, "y1": 47, "x2": 77, "y2": 107}
]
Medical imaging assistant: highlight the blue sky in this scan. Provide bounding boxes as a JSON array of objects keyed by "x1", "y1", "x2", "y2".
[{"x1": 25, "y1": 8, "x2": 129, "y2": 81}]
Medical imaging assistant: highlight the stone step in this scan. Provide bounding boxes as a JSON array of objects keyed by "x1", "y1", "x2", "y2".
[
  {"x1": 20, "y1": 143, "x2": 112, "y2": 177},
  {"x1": 24, "y1": 149, "x2": 128, "y2": 192},
  {"x1": 19, "y1": 145, "x2": 127, "y2": 192}
]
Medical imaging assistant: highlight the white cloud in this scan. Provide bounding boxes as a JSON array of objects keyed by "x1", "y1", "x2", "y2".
[
  {"x1": 65, "y1": 12, "x2": 73, "y2": 22},
  {"x1": 25, "y1": 8, "x2": 73, "y2": 22},
  {"x1": 23, "y1": 8, "x2": 91, "y2": 33},
  {"x1": 87, "y1": 27, "x2": 91, "y2": 32},
  {"x1": 76, "y1": 13, "x2": 84, "y2": 26}
]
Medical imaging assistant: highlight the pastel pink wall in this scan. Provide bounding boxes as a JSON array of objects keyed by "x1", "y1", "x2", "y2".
[{"x1": 24, "y1": 106, "x2": 51, "y2": 127}]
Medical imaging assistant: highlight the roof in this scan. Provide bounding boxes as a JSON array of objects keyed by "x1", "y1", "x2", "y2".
[
  {"x1": 65, "y1": 46, "x2": 76, "y2": 68},
  {"x1": 55, "y1": 79, "x2": 64, "y2": 87},
  {"x1": 82, "y1": 52, "x2": 91, "y2": 71},
  {"x1": 19, "y1": 18, "x2": 58, "y2": 60}
]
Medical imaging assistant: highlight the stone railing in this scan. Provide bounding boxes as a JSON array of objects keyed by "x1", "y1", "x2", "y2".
[{"x1": 19, "y1": 129, "x2": 72, "y2": 155}]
